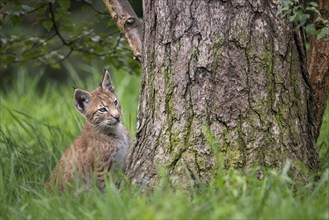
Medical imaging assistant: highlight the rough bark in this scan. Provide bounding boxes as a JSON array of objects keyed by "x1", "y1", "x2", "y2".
[
  {"x1": 125, "y1": 0, "x2": 320, "y2": 188},
  {"x1": 308, "y1": 0, "x2": 329, "y2": 139},
  {"x1": 103, "y1": 0, "x2": 143, "y2": 62}
]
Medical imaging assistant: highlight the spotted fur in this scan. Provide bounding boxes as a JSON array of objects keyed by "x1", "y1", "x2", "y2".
[{"x1": 46, "y1": 70, "x2": 130, "y2": 192}]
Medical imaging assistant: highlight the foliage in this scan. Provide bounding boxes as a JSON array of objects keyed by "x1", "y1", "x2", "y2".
[
  {"x1": 1, "y1": 0, "x2": 327, "y2": 72},
  {"x1": 0, "y1": 66, "x2": 328, "y2": 219},
  {"x1": 0, "y1": 0, "x2": 139, "y2": 70},
  {"x1": 277, "y1": 0, "x2": 329, "y2": 40}
]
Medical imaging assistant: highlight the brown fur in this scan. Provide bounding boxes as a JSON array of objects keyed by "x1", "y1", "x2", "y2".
[{"x1": 46, "y1": 70, "x2": 130, "y2": 192}]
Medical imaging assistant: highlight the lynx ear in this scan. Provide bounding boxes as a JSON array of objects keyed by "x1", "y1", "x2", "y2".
[
  {"x1": 101, "y1": 69, "x2": 115, "y2": 93},
  {"x1": 74, "y1": 89, "x2": 91, "y2": 114}
]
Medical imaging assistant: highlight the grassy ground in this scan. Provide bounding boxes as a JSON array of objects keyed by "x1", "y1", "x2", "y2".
[{"x1": 0, "y1": 65, "x2": 328, "y2": 219}]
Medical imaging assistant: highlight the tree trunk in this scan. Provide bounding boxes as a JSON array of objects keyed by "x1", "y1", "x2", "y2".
[
  {"x1": 126, "y1": 0, "x2": 320, "y2": 188},
  {"x1": 308, "y1": 0, "x2": 329, "y2": 139}
]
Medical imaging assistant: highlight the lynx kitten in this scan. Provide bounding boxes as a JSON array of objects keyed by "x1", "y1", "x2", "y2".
[{"x1": 46, "y1": 70, "x2": 130, "y2": 191}]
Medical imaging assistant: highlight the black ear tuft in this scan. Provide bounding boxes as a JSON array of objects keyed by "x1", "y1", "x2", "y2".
[
  {"x1": 73, "y1": 89, "x2": 91, "y2": 114},
  {"x1": 101, "y1": 69, "x2": 115, "y2": 93}
]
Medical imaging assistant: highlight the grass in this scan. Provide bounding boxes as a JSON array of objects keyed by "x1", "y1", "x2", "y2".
[{"x1": 0, "y1": 64, "x2": 328, "y2": 219}]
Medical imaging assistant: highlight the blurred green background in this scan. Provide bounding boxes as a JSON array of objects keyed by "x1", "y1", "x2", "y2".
[{"x1": 0, "y1": 1, "x2": 328, "y2": 219}]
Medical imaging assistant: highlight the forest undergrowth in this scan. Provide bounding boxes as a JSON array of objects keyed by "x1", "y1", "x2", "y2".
[{"x1": 0, "y1": 64, "x2": 328, "y2": 219}]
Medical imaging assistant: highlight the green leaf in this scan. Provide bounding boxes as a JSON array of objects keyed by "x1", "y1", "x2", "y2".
[
  {"x1": 305, "y1": 7, "x2": 320, "y2": 16},
  {"x1": 58, "y1": 0, "x2": 71, "y2": 10},
  {"x1": 42, "y1": 20, "x2": 53, "y2": 32},
  {"x1": 55, "y1": 5, "x2": 70, "y2": 15},
  {"x1": 50, "y1": 63, "x2": 61, "y2": 69},
  {"x1": 317, "y1": 27, "x2": 329, "y2": 40},
  {"x1": 305, "y1": 24, "x2": 316, "y2": 36},
  {"x1": 298, "y1": 13, "x2": 310, "y2": 26},
  {"x1": 22, "y1": 49, "x2": 41, "y2": 60},
  {"x1": 277, "y1": 5, "x2": 290, "y2": 16},
  {"x1": 61, "y1": 21, "x2": 75, "y2": 33},
  {"x1": 289, "y1": 14, "x2": 297, "y2": 22},
  {"x1": 21, "y1": 5, "x2": 33, "y2": 12},
  {"x1": 309, "y1": 2, "x2": 318, "y2": 8},
  {"x1": 316, "y1": 17, "x2": 329, "y2": 25}
]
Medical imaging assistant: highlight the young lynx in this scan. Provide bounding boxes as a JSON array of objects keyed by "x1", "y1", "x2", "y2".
[{"x1": 46, "y1": 70, "x2": 130, "y2": 192}]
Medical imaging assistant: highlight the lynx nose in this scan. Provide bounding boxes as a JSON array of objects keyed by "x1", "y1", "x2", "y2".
[
  {"x1": 111, "y1": 109, "x2": 120, "y2": 121},
  {"x1": 113, "y1": 115, "x2": 120, "y2": 121}
]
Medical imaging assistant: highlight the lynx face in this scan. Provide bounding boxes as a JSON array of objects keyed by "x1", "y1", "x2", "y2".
[{"x1": 74, "y1": 71, "x2": 121, "y2": 131}]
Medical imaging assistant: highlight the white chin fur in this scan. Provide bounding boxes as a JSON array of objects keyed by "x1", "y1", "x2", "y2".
[{"x1": 99, "y1": 121, "x2": 120, "y2": 133}]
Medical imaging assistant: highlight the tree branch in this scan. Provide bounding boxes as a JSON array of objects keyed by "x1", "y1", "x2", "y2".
[
  {"x1": 49, "y1": 3, "x2": 71, "y2": 46},
  {"x1": 102, "y1": 0, "x2": 143, "y2": 63}
]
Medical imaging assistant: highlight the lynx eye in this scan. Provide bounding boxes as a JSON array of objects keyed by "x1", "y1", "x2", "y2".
[
  {"x1": 98, "y1": 107, "x2": 107, "y2": 112},
  {"x1": 114, "y1": 99, "x2": 119, "y2": 107}
]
